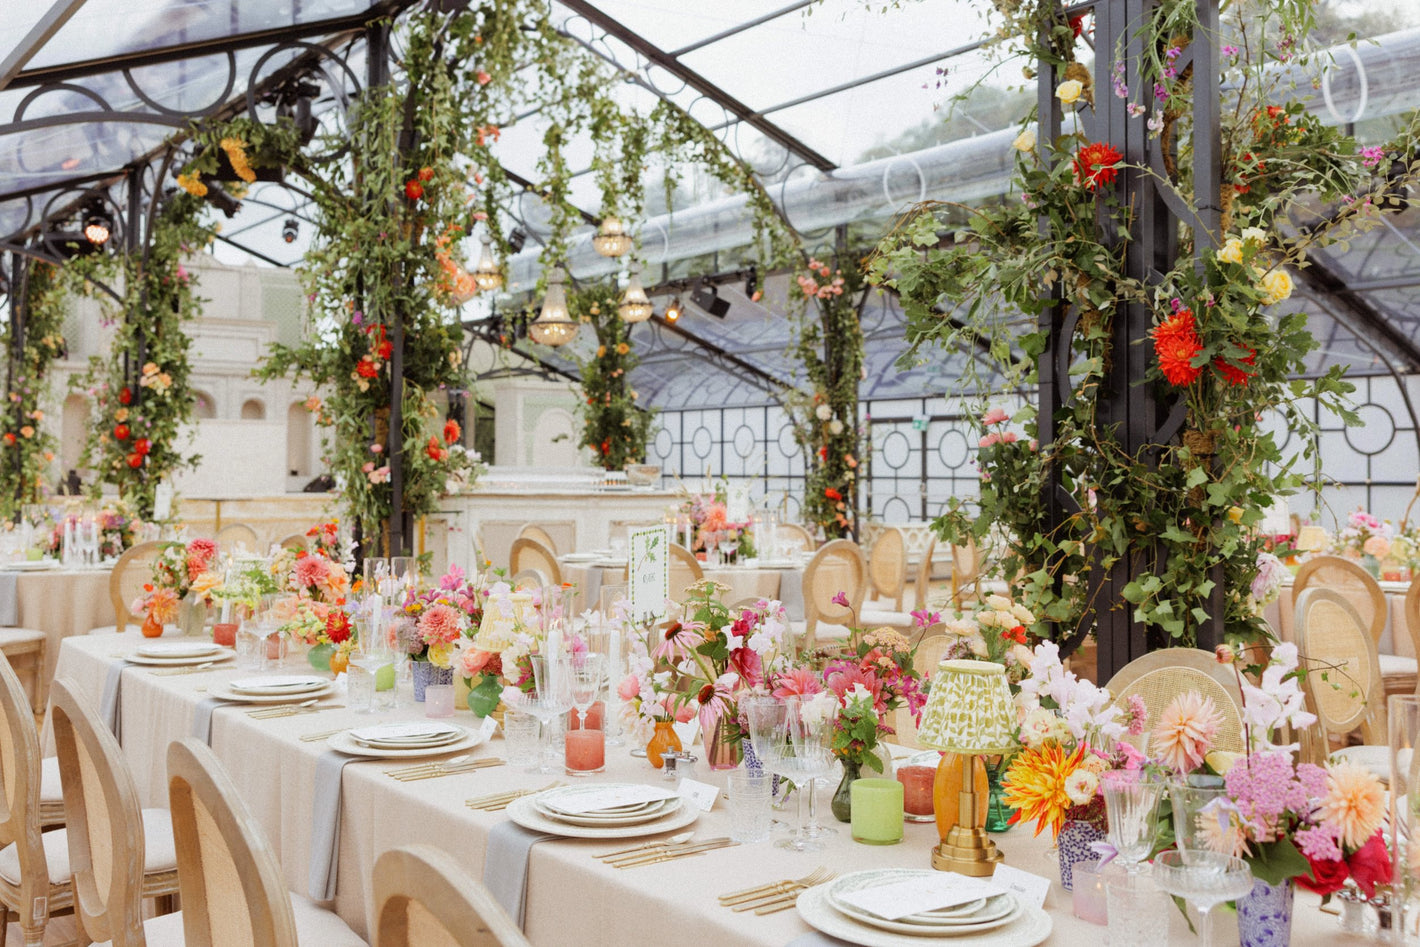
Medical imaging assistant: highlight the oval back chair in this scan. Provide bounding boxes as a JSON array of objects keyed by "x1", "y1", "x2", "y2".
[
  {"x1": 1105, "y1": 647, "x2": 1246, "y2": 754},
  {"x1": 109, "y1": 541, "x2": 163, "y2": 633},
  {"x1": 373, "y1": 845, "x2": 531, "y2": 947},
  {"x1": 801, "y1": 539, "x2": 868, "y2": 651},
  {"x1": 1295, "y1": 587, "x2": 1386, "y2": 753},
  {"x1": 508, "y1": 538, "x2": 561, "y2": 588},
  {"x1": 867, "y1": 527, "x2": 907, "y2": 611}
]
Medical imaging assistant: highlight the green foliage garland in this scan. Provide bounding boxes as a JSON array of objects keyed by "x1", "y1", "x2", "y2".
[
  {"x1": 0, "y1": 262, "x2": 66, "y2": 515},
  {"x1": 570, "y1": 284, "x2": 654, "y2": 470},
  {"x1": 869, "y1": 1, "x2": 1419, "y2": 647}
]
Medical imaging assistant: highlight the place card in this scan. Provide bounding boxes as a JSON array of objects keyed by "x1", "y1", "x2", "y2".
[
  {"x1": 836, "y1": 873, "x2": 1005, "y2": 921},
  {"x1": 677, "y1": 777, "x2": 719, "y2": 812},
  {"x1": 479, "y1": 715, "x2": 499, "y2": 741},
  {"x1": 551, "y1": 784, "x2": 679, "y2": 814},
  {"x1": 991, "y1": 864, "x2": 1051, "y2": 909}
]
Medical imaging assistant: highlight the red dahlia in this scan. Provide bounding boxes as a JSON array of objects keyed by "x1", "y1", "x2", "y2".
[
  {"x1": 1213, "y1": 346, "x2": 1257, "y2": 387},
  {"x1": 1074, "y1": 141, "x2": 1123, "y2": 191},
  {"x1": 1150, "y1": 308, "x2": 1204, "y2": 386}
]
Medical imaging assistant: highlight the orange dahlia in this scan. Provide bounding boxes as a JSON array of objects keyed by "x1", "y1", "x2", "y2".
[
  {"x1": 1214, "y1": 346, "x2": 1257, "y2": 386},
  {"x1": 1002, "y1": 742, "x2": 1086, "y2": 838},
  {"x1": 1151, "y1": 308, "x2": 1204, "y2": 386},
  {"x1": 1073, "y1": 141, "x2": 1122, "y2": 191}
]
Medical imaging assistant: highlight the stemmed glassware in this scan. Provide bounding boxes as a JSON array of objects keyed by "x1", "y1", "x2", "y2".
[
  {"x1": 526, "y1": 653, "x2": 574, "y2": 774},
  {"x1": 738, "y1": 693, "x2": 787, "y2": 807},
  {"x1": 1160, "y1": 776, "x2": 1255, "y2": 946},
  {"x1": 762, "y1": 695, "x2": 834, "y2": 852},
  {"x1": 568, "y1": 652, "x2": 604, "y2": 730},
  {"x1": 1100, "y1": 770, "x2": 1168, "y2": 946},
  {"x1": 717, "y1": 538, "x2": 738, "y2": 566},
  {"x1": 348, "y1": 606, "x2": 395, "y2": 714}
]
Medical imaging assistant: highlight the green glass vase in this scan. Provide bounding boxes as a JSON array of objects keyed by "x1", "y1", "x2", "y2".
[{"x1": 983, "y1": 754, "x2": 1016, "y2": 833}]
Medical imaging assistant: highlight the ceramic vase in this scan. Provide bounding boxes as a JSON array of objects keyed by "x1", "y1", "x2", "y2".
[
  {"x1": 1056, "y1": 819, "x2": 1106, "y2": 891},
  {"x1": 412, "y1": 660, "x2": 453, "y2": 702},
  {"x1": 1237, "y1": 878, "x2": 1293, "y2": 947}
]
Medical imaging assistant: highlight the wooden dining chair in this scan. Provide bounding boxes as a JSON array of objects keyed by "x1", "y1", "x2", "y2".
[
  {"x1": 1293, "y1": 555, "x2": 1411, "y2": 694},
  {"x1": 948, "y1": 537, "x2": 983, "y2": 608},
  {"x1": 0, "y1": 627, "x2": 46, "y2": 716},
  {"x1": 49, "y1": 678, "x2": 182, "y2": 946},
  {"x1": 795, "y1": 539, "x2": 869, "y2": 651},
  {"x1": 515, "y1": 524, "x2": 558, "y2": 558},
  {"x1": 774, "y1": 523, "x2": 816, "y2": 556},
  {"x1": 667, "y1": 543, "x2": 704, "y2": 602},
  {"x1": 215, "y1": 522, "x2": 261, "y2": 555},
  {"x1": 1294, "y1": 587, "x2": 1388, "y2": 775},
  {"x1": 1105, "y1": 648, "x2": 1246, "y2": 754},
  {"x1": 865, "y1": 527, "x2": 908, "y2": 611},
  {"x1": 892, "y1": 632, "x2": 953, "y2": 749},
  {"x1": 1406, "y1": 580, "x2": 1420, "y2": 679},
  {"x1": 508, "y1": 538, "x2": 561, "y2": 588},
  {"x1": 373, "y1": 845, "x2": 530, "y2": 947},
  {"x1": 166, "y1": 738, "x2": 365, "y2": 946},
  {"x1": 0, "y1": 653, "x2": 75, "y2": 947},
  {"x1": 277, "y1": 533, "x2": 308, "y2": 552},
  {"x1": 104, "y1": 540, "x2": 163, "y2": 634}
]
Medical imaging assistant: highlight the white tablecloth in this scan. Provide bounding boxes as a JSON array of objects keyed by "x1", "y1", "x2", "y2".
[
  {"x1": 49, "y1": 633, "x2": 1367, "y2": 946},
  {"x1": 2, "y1": 566, "x2": 113, "y2": 706},
  {"x1": 1268, "y1": 575, "x2": 1414, "y2": 656}
]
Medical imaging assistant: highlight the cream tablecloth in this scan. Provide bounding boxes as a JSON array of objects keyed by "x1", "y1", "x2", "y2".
[
  {"x1": 2, "y1": 567, "x2": 112, "y2": 707},
  {"x1": 563, "y1": 561, "x2": 804, "y2": 619},
  {"x1": 50, "y1": 632, "x2": 1371, "y2": 946},
  {"x1": 1268, "y1": 575, "x2": 1414, "y2": 655}
]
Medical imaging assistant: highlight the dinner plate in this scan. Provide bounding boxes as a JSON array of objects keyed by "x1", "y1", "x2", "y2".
[
  {"x1": 535, "y1": 783, "x2": 679, "y2": 813},
  {"x1": 206, "y1": 681, "x2": 334, "y2": 704},
  {"x1": 327, "y1": 726, "x2": 484, "y2": 759},
  {"x1": 350, "y1": 722, "x2": 463, "y2": 749},
  {"x1": 506, "y1": 794, "x2": 698, "y2": 839},
  {"x1": 827, "y1": 871, "x2": 1016, "y2": 932},
  {"x1": 136, "y1": 641, "x2": 223, "y2": 658},
  {"x1": 798, "y1": 886, "x2": 1050, "y2": 946},
  {"x1": 560, "y1": 553, "x2": 602, "y2": 562},
  {"x1": 538, "y1": 796, "x2": 662, "y2": 817},
  {"x1": 0, "y1": 559, "x2": 60, "y2": 572},
  {"x1": 596, "y1": 558, "x2": 628, "y2": 569},
  {"x1": 228, "y1": 675, "x2": 329, "y2": 695},
  {"x1": 534, "y1": 797, "x2": 681, "y2": 827},
  {"x1": 124, "y1": 649, "x2": 236, "y2": 667},
  {"x1": 828, "y1": 893, "x2": 1021, "y2": 936}
]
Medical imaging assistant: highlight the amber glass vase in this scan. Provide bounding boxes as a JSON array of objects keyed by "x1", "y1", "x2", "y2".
[{"x1": 646, "y1": 719, "x2": 682, "y2": 768}]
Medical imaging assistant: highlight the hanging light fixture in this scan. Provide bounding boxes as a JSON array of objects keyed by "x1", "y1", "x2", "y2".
[
  {"x1": 527, "y1": 267, "x2": 578, "y2": 347},
  {"x1": 82, "y1": 201, "x2": 112, "y2": 246},
  {"x1": 592, "y1": 216, "x2": 633, "y2": 258},
  {"x1": 663, "y1": 297, "x2": 683, "y2": 322},
  {"x1": 472, "y1": 233, "x2": 504, "y2": 292},
  {"x1": 618, "y1": 265, "x2": 653, "y2": 324}
]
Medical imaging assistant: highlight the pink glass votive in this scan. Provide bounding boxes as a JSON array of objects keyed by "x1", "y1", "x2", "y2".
[
  {"x1": 568, "y1": 700, "x2": 605, "y2": 731},
  {"x1": 1072, "y1": 865, "x2": 1108, "y2": 925},
  {"x1": 897, "y1": 765, "x2": 936, "y2": 821},
  {"x1": 565, "y1": 728, "x2": 606, "y2": 774},
  {"x1": 212, "y1": 623, "x2": 238, "y2": 647}
]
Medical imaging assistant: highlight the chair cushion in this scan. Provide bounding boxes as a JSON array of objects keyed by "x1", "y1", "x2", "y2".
[
  {"x1": 0, "y1": 808, "x2": 177, "y2": 886},
  {"x1": 860, "y1": 608, "x2": 915, "y2": 630},
  {"x1": 289, "y1": 893, "x2": 366, "y2": 945},
  {"x1": 40, "y1": 755, "x2": 62, "y2": 805},
  {"x1": 0, "y1": 627, "x2": 44, "y2": 647},
  {"x1": 93, "y1": 910, "x2": 186, "y2": 947},
  {"x1": 1330, "y1": 744, "x2": 1390, "y2": 784}
]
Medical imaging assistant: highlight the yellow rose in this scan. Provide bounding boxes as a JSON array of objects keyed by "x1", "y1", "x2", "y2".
[
  {"x1": 1055, "y1": 80, "x2": 1084, "y2": 105},
  {"x1": 1227, "y1": 506, "x2": 1244, "y2": 525},
  {"x1": 427, "y1": 641, "x2": 456, "y2": 669},
  {"x1": 1218, "y1": 237, "x2": 1244, "y2": 264},
  {"x1": 1012, "y1": 128, "x2": 1037, "y2": 153},
  {"x1": 1259, "y1": 268, "x2": 1293, "y2": 306}
]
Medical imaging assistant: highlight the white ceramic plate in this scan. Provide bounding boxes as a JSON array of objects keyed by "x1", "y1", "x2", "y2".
[
  {"x1": 327, "y1": 726, "x2": 484, "y2": 759},
  {"x1": 125, "y1": 649, "x2": 236, "y2": 667},
  {"x1": 350, "y1": 722, "x2": 462, "y2": 743},
  {"x1": 534, "y1": 797, "x2": 681, "y2": 827},
  {"x1": 560, "y1": 553, "x2": 602, "y2": 562},
  {"x1": 206, "y1": 681, "x2": 334, "y2": 704},
  {"x1": 136, "y1": 641, "x2": 223, "y2": 658},
  {"x1": 506, "y1": 794, "x2": 698, "y2": 839},
  {"x1": 798, "y1": 886, "x2": 1050, "y2": 947},
  {"x1": 827, "y1": 889, "x2": 1020, "y2": 936},
  {"x1": 0, "y1": 559, "x2": 60, "y2": 572},
  {"x1": 596, "y1": 558, "x2": 628, "y2": 569},
  {"x1": 228, "y1": 674, "x2": 329, "y2": 695}
]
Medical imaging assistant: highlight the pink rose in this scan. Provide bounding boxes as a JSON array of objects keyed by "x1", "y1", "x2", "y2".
[
  {"x1": 981, "y1": 407, "x2": 1010, "y2": 425},
  {"x1": 460, "y1": 648, "x2": 493, "y2": 676},
  {"x1": 617, "y1": 674, "x2": 641, "y2": 701}
]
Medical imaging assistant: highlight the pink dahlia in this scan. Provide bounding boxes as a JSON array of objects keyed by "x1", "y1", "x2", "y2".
[
  {"x1": 294, "y1": 554, "x2": 327, "y2": 591},
  {"x1": 772, "y1": 667, "x2": 824, "y2": 700},
  {"x1": 417, "y1": 604, "x2": 464, "y2": 645}
]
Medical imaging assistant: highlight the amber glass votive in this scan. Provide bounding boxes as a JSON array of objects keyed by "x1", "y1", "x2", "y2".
[
  {"x1": 565, "y1": 727, "x2": 606, "y2": 774},
  {"x1": 850, "y1": 778, "x2": 904, "y2": 845},
  {"x1": 897, "y1": 765, "x2": 936, "y2": 822}
]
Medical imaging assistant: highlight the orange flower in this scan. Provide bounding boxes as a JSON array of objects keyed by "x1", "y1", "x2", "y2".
[
  {"x1": 1073, "y1": 141, "x2": 1122, "y2": 190},
  {"x1": 1214, "y1": 346, "x2": 1257, "y2": 386},
  {"x1": 1321, "y1": 760, "x2": 1386, "y2": 850},
  {"x1": 1150, "y1": 308, "x2": 1204, "y2": 386},
  {"x1": 1003, "y1": 742, "x2": 1086, "y2": 837},
  {"x1": 443, "y1": 418, "x2": 461, "y2": 444}
]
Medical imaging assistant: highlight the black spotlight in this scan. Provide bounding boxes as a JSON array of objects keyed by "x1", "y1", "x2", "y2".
[
  {"x1": 507, "y1": 227, "x2": 527, "y2": 253},
  {"x1": 282, "y1": 218, "x2": 299, "y2": 243},
  {"x1": 663, "y1": 297, "x2": 683, "y2": 322},
  {"x1": 743, "y1": 265, "x2": 757, "y2": 298},
  {"x1": 82, "y1": 201, "x2": 112, "y2": 246},
  {"x1": 690, "y1": 282, "x2": 731, "y2": 319}
]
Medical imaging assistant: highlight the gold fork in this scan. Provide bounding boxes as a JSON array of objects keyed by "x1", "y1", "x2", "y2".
[
  {"x1": 300, "y1": 728, "x2": 349, "y2": 743},
  {"x1": 719, "y1": 866, "x2": 833, "y2": 905},
  {"x1": 387, "y1": 758, "x2": 506, "y2": 781},
  {"x1": 749, "y1": 873, "x2": 838, "y2": 915},
  {"x1": 465, "y1": 781, "x2": 560, "y2": 811}
]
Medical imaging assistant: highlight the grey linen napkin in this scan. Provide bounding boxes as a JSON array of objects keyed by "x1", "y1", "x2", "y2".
[
  {"x1": 308, "y1": 750, "x2": 361, "y2": 900},
  {"x1": 777, "y1": 570, "x2": 806, "y2": 621},
  {"x1": 190, "y1": 697, "x2": 224, "y2": 744},
  {"x1": 785, "y1": 935, "x2": 853, "y2": 947},
  {"x1": 0, "y1": 573, "x2": 17, "y2": 626},
  {"x1": 98, "y1": 660, "x2": 124, "y2": 743},
  {"x1": 482, "y1": 820, "x2": 557, "y2": 928}
]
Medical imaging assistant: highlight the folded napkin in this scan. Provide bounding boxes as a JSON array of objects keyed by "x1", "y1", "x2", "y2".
[
  {"x1": 191, "y1": 697, "x2": 224, "y2": 745},
  {"x1": 308, "y1": 750, "x2": 361, "y2": 900},
  {"x1": 483, "y1": 821, "x2": 557, "y2": 928},
  {"x1": 785, "y1": 934, "x2": 854, "y2": 947},
  {"x1": 0, "y1": 573, "x2": 17, "y2": 626},
  {"x1": 98, "y1": 660, "x2": 124, "y2": 743}
]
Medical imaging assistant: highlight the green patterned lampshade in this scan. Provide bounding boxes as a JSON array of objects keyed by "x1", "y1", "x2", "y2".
[{"x1": 917, "y1": 659, "x2": 1018, "y2": 755}]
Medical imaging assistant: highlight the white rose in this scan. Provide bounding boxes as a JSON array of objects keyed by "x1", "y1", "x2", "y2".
[
  {"x1": 1012, "y1": 128, "x2": 1036, "y2": 152},
  {"x1": 1055, "y1": 80, "x2": 1084, "y2": 105},
  {"x1": 828, "y1": 419, "x2": 844, "y2": 435},
  {"x1": 815, "y1": 404, "x2": 833, "y2": 421},
  {"x1": 1064, "y1": 769, "x2": 1099, "y2": 805},
  {"x1": 1217, "y1": 237, "x2": 1244, "y2": 264},
  {"x1": 1241, "y1": 227, "x2": 1268, "y2": 245}
]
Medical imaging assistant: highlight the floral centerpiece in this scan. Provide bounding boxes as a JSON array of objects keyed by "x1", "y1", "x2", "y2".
[
  {"x1": 132, "y1": 538, "x2": 219, "y2": 636},
  {"x1": 1331, "y1": 508, "x2": 1400, "y2": 578},
  {"x1": 263, "y1": 527, "x2": 353, "y2": 669},
  {"x1": 677, "y1": 490, "x2": 755, "y2": 559},
  {"x1": 393, "y1": 565, "x2": 485, "y2": 699},
  {"x1": 46, "y1": 502, "x2": 143, "y2": 560}
]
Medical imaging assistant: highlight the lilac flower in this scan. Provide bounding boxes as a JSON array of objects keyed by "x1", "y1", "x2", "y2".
[
  {"x1": 911, "y1": 608, "x2": 942, "y2": 629},
  {"x1": 1153, "y1": 83, "x2": 1169, "y2": 103},
  {"x1": 1295, "y1": 825, "x2": 1342, "y2": 861}
]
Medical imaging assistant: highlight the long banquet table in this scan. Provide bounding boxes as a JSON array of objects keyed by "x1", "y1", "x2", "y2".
[
  {"x1": 562, "y1": 560, "x2": 807, "y2": 619},
  {"x1": 49, "y1": 632, "x2": 1367, "y2": 946},
  {"x1": 0, "y1": 565, "x2": 112, "y2": 706}
]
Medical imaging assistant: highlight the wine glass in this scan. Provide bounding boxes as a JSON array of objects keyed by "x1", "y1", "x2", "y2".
[
  {"x1": 1152, "y1": 850, "x2": 1254, "y2": 947},
  {"x1": 762, "y1": 696, "x2": 834, "y2": 852},
  {"x1": 362, "y1": 557, "x2": 390, "y2": 597},
  {"x1": 527, "y1": 653, "x2": 574, "y2": 774},
  {"x1": 388, "y1": 556, "x2": 417, "y2": 595},
  {"x1": 718, "y1": 538, "x2": 738, "y2": 567},
  {"x1": 1101, "y1": 770, "x2": 1163, "y2": 871},
  {"x1": 738, "y1": 693, "x2": 787, "y2": 806},
  {"x1": 568, "y1": 652, "x2": 604, "y2": 730},
  {"x1": 1168, "y1": 774, "x2": 1228, "y2": 861},
  {"x1": 348, "y1": 613, "x2": 395, "y2": 714}
]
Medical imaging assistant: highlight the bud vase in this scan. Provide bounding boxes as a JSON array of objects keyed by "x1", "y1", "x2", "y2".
[
  {"x1": 702, "y1": 717, "x2": 741, "y2": 771},
  {"x1": 179, "y1": 593, "x2": 207, "y2": 637},
  {"x1": 1237, "y1": 878, "x2": 1293, "y2": 947},
  {"x1": 984, "y1": 754, "x2": 1017, "y2": 832},
  {"x1": 646, "y1": 719, "x2": 681, "y2": 768},
  {"x1": 1056, "y1": 819, "x2": 1106, "y2": 891},
  {"x1": 831, "y1": 758, "x2": 863, "y2": 822},
  {"x1": 412, "y1": 660, "x2": 452, "y2": 702}
]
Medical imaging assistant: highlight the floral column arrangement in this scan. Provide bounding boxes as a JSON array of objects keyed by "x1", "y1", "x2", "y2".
[{"x1": 572, "y1": 283, "x2": 654, "y2": 470}]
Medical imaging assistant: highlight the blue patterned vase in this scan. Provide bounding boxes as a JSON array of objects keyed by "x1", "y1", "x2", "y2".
[
  {"x1": 1056, "y1": 820, "x2": 1106, "y2": 891},
  {"x1": 412, "y1": 660, "x2": 453, "y2": 702},
  {"x1": 1238, "y1": 878, "x2": 1293, "y2": 947}
]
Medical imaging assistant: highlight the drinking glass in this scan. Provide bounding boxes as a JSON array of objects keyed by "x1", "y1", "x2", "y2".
[
  {"x1": 568, "y1": 653, "x2": 604, "y2": 729},
  {"x1": 738, "y1": 693, "x2": 785, "y2": 781},
  {"x1": 388, "y1": 556, "x2": 418, "y2": 595},
  {"x1": 503, "y1": 710, "x2": 542, "y2": 771},
  {"x1": 348, "y1": 615, "x2": 394, "y2": 713},
  {"x1": 718, "y1": 539, "x2": 737, "y2": 566},
  {"x1": 362, "y1": 557, "x2": 390, "y2": 597},
  {"x1": 1101, "y1": 770, "x2": 1163, "y2": 870},
  {"x1": 1391, "y1": 695, "x2": 1420, "y2": 938},
  {"x1": 1168, "y1": 774, "x2": 1228, "y2": 862},
  {"x1": 728, "y1": 772, "x2": 773, "y2": 843},
  {"x1": 763, "y1": 696, "x2": 834, "y2": 852},
  {"x1": 1152, "y1": 850, "x2": 1254, "y2": 947},
  {"x1": 527, "y1": 653, "x2": 574, "y2": 774}
]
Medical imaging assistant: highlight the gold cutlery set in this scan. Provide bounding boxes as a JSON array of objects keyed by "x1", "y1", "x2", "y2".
[
  {"x1": 385, "y1": 757, "x2": 506, "y2": 781},
  {"x1": 595, "y1": 836, "x2": 737, "y2": 869},
  {"x1": 247, "y1": 702, "x2": 334, "y2": 719},
  {"x1": 717, "y1": 867, "x2": 837, "y2": 915},
  {"x1": 466, "y1": 782, "x2": 562, "y2": 811}
]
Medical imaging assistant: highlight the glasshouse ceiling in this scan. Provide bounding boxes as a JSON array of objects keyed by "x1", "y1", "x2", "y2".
[{"x1": 4, "y1": 0, "x2": 1420, "y2": 412}]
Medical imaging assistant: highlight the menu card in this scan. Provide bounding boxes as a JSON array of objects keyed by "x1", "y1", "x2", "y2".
[
  {"x1": 628, "y1": 525, "x2": 670, "y2": 623},
  {"x1": 550, "y1": 784, "x2": 679, "y2": 814},
  {"x1": 350, "y1": 722, "x2": 459, "y2": 742},
  {"x1": 836, "y1": 873, "x2": 1006, "y2": 921}
]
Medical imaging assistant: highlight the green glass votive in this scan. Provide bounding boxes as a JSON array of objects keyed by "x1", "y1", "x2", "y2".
[{"x1": 850, "y1": 778, "x2": 904, "y2": 845}]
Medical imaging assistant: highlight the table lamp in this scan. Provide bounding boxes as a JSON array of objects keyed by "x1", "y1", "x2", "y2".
[
  {"x1": 1295, "y1": 525, "x2": 1328, "y2": 554},
  {"x1": 917, "y1": 659, "x2": 1018, "y2": 876}
]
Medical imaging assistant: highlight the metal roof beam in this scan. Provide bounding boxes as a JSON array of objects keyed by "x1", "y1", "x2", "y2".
[
  {"x1": 666, "y1": 0, "x2": 817, "y2": 57},
  {"x1": 555, "y1": 0, "x2": 836, "y2": 172},
  {"x1": 1299, "y1": 248, "x2": 1420, "y2": 372},
  {"x1": 0, "y1": 0, "x2": 90, "y2": 92}
]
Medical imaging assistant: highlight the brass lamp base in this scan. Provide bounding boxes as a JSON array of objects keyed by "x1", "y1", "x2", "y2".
[{"x1": 931, "y1": 825, "x2": 1004, "y2": 876}]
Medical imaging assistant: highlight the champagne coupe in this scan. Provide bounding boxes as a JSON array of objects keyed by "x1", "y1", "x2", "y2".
[{"x1": 1151, "y1": 850, "x2": 1254, "y2": 947}]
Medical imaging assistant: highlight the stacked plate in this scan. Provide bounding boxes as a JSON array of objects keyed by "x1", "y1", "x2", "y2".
[
  {"x1": 795, "y1": 869, "x2": 1051, "y2": 946},
  {"x1": 328, "y1": 721, "x2": 482, "y2": 759},
  {"x1": 126, "y1": 641, "x2": 235, "y2": 667},
  {"x1": 533, "y1": 784, "x2": 682, "y2": 828},
  {"x1": 561, "y1": 552, "x2": 602, "y2": 563},
  {"x1": 208, "y1": 674, "x2": 333, "y2": 703}
]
